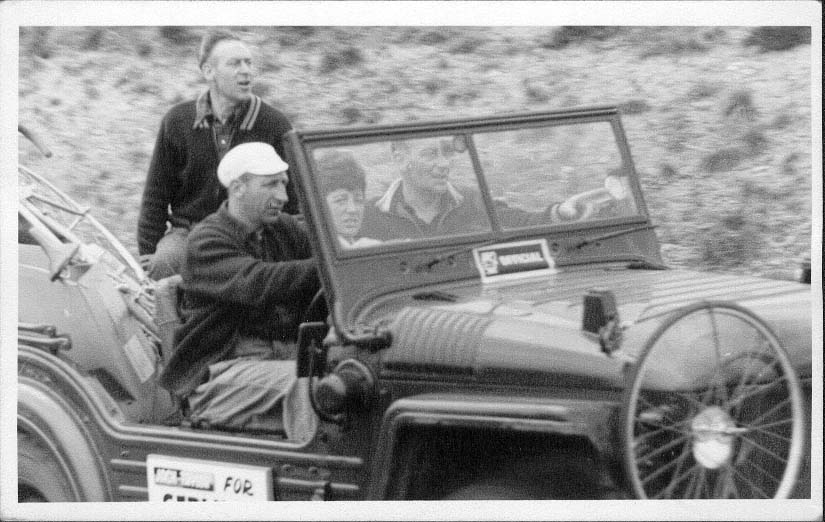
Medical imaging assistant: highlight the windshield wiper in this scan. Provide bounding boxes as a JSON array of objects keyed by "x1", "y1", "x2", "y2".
[
  {"x1": 625, "y1": 259, "x2": 667, "y2": 270},
  {"x1": 414, "y1": 232, "x2": 539, "y2": 273},
  {"x1": 568, "y1": 224, "x2": 658, "y2": 251},
  {"x1": 416, "y1": 224, "x2": 660, "y2": 273}
]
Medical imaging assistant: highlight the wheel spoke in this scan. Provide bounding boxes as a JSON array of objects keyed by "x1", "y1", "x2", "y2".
[
  {"x1": 641, "y1": 458, "x2": 679, "y2": 487},
  {"x1": 652, "y1": 460, "x2": 700, "y2": 499},
  {"x1": 640, "y1": 439, "x2": 694, "y2": 487},
  {"x1": 727, "y1": 343, "x2": 778, "y2": 416},
  {"x1": 637, "y1": 433, "x2": 690, "y2": 463},
  {"x1": 742, "y1": 396, "x2": 792, "y2": 427},
  {"x1": 706, "y1": 308, "x2": 729, "y2": 405},
  {"x1": 738, "y1": 457, "x2": 781, "y2": 488},
  {"x1": 673, "y1": 390, "x2": 706, "y2": 410},
  {"x1": 745, "y1": 424, "x2": 793, "y2": 444},
  {"x1": 739, "y1": 434, "x2": 789, "y2": 464},
  {"x1": 724, "y1": 463, "x2": 772, "y2": 498},
  {"x1": 714, "y1": 467, "x2": 740, "y2": 499},
  {"x1": 747, "y1": 417, "x2": 794, "y2": 431},
  {"x1": 634, "y1": 419, "x2": 691, "y2": 441},
  {"x1": 674, "y1": 466, "x2": 699, "y2": 499},
  {"x1": 726, "y1": 377, "x2": 786, "y2": 409},
  {"x1": 655, "y1": 438, "x2": 695, "y2": 498},
  {"x1": 689, "y1": 466, "x2": 707, "y2": 499}
]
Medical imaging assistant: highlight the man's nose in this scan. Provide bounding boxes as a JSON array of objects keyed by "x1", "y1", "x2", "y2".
[
  {"x1": 239, "y1": 61, "x2": 252, "y2": 74},
  {"x1": 344, "y1": 198, "x2": 359, "y2": 212}
]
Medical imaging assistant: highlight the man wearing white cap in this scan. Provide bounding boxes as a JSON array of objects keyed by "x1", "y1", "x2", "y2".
[{"x1": 158, "y1": 142, "x2": 319, "y2": 441}]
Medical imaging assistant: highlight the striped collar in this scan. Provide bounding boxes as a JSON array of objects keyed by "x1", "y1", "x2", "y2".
[
  {"x1": 375, "y1": 178, "x2": 464, "y2": 214},
  {"x1": 193, "y1": 91, "x2": 263, "y2": 131}
]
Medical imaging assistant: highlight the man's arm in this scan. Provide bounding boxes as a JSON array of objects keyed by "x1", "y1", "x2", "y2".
[
  {"x1": 495, "y1": 200, "x2": 565, "y2": 228},
  {"x1": 137, "y1": 117, "x2": 178, "y2": 255},
  {"x1": 184, "y1": 221, "x2": 320, "y2": 310}
]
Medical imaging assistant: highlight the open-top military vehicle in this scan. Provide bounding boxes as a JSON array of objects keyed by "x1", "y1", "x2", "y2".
[{"x1": 17, "y1": 106, "x2": 813, "y2": 503}]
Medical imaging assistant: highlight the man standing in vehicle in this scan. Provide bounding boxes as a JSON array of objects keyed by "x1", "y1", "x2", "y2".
[
  {"x1": 138, "y1": 29, "x2": 297, "y2": 280},
  {"x1": 158, "y1": 142, "x2": 319, "y2": 441}
]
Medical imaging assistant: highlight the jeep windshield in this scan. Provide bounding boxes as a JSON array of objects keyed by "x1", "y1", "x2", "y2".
[{"x1": 287, "y1": 107, "x2": 657, "y2": 333}]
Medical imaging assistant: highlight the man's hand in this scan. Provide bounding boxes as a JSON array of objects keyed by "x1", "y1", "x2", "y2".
[{"x1": 139, "y1": 254, "x2": 153, "y2": 273}]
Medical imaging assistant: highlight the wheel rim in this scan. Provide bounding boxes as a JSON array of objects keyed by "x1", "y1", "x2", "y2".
[{"x1": 622, "y1": 302, "x2": 804, "y2": 499}]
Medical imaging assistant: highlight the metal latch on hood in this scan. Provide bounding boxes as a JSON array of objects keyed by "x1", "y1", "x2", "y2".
[{"x1": 582, "y1": 288, "x2": 622, "y2": 355}]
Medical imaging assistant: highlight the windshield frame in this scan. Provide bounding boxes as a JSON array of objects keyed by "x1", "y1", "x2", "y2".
[{"x1": 285, "y1": 106, "x2": 655, "y2": 334}]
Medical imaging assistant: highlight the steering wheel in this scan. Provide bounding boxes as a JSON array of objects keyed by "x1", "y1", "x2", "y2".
[{"x1": 303, "y1": 288, "x2": 329, "y2": 324}]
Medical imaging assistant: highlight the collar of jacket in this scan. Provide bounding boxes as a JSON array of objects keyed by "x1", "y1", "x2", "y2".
[
  {"x1": 215, "y1": 201, "x2": 260, "y2": 240},
  {"x1": 374, "y1": 178, "x2": 464, "y2": 216},
  {"x1": 193, "y1": 91, "x2": 262, "y2": 131}
]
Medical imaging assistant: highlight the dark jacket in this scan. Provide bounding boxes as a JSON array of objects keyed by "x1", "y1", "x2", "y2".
[
  {"x1": 158, "y1": 204, "x2": 319, "y2": 397},
  {"x1": 360, "y1": 180, "x2": 490, "y2": 240},
  {"x1": 137, "y1": 95, "x2": 295, "y2": 255},
  {"x1": 360, "y1": 179, "x2": 559, "y2": 240}
]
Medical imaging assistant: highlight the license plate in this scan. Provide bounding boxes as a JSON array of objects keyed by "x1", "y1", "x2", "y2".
[{"x1": 146, "y1": 454, "x2": 274, "y2": 501}]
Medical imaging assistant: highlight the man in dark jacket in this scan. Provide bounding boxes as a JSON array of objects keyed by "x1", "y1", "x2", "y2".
[
  {"x1": 360, "y1": 137, "x2": 602, "y2": 242},
  {"x1": 360, "y1": 138, "x2": 492, "y2": 241},
  {"x1": 158, "y1": 142, "x2": 319, "y2": 440},
  {"x1": 138, "y1": 29, "x2": 297, "y2": 280}
]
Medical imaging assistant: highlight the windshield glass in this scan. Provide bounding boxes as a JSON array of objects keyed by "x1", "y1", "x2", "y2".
[{"x1": 308, "y1": 119, "x2": 641, "y2": 252}]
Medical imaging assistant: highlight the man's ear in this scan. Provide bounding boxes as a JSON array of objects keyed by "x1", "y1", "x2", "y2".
[
  {"x1": 201, "y1": 62, "x2": 214, "y2": 82},
  {"x1": 229, "y1": 178, "x2": 246, "y2": 197}
]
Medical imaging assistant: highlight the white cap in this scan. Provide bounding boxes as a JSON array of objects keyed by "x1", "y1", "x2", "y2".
[{"x1": 217, "y1": 142, "x2": 289, "y2": 187}]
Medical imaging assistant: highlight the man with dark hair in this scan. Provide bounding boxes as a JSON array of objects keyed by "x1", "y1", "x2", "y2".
[
  {"x1": 158, "y1": 142, "x2": 319, "y2": 440},
  {"x1": 138, "y1": 29, "x2": 297, "y2": 280}
]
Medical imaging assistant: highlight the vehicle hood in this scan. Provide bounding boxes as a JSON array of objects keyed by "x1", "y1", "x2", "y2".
[{"x1": 376, "y1": 265, "x2": 811, "y2": 387}]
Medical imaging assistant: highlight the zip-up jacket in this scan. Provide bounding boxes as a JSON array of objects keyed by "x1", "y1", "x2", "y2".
[
  {"x1": 360, "y1": 179, "x2": 562, "y2": 240},
  {"x1": 158, "y1": 204, "x2": 319, "y2": 397},
  {"x1": 137, "y1": 94, "x2": 294, "y2": 255}
]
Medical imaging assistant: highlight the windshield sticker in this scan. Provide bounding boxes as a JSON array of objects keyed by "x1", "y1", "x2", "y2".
[
  {"x1": 146, "y1": 455, "x2": 274, "y2": 502},
  {"x1": 473, "y1": 239, "x2": 556, "y2": 283}
]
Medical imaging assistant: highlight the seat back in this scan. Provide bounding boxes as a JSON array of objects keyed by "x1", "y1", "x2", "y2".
[{"x1": 153, "y1": 274, "x2": 183, "y2": 370}]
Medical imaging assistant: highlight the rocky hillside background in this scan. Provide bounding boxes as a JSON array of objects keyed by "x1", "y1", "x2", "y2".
[{"x1": 18, "y1": 26, "x2": 813, "y2": 276}]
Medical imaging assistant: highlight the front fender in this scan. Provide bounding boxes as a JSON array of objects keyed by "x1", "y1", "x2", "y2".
[{"x1": 18, "y1": 350, "x2": 112, "y2": 502}]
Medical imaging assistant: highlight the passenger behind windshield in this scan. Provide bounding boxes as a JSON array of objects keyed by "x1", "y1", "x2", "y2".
[
  {"x1": 360, "y1": 137, "x2": 491, "y2": 241},
  {"x1": 315, "y1": 151, "x2": 382, "y2": 249},
  {"x1": 358, "y1": 136, "x2": 599, "y2": 244}
]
